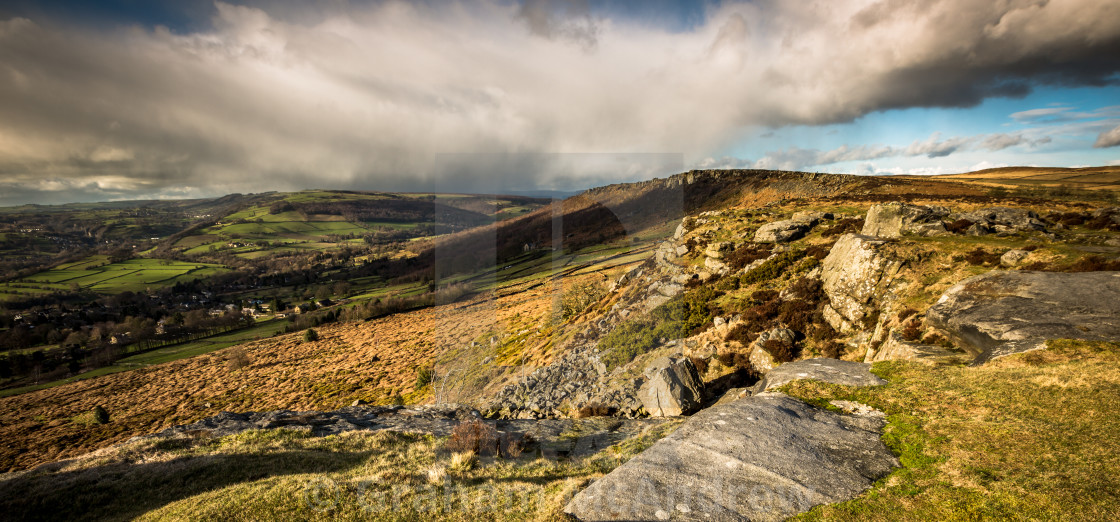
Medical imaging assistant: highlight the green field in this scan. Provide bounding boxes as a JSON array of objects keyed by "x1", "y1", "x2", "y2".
[
  {"x1": 0, "y1": 256, "x2": 230, "y2": 299},
  {"x1": 173, "y1": 204, "x2": 381, "y2": 258},
  {"x1": 165, "y1": 190, "x2": 544, "y2": 260}
]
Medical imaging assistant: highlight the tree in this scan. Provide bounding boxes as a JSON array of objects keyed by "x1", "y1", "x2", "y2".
[{"x1": 304, "y1": 328, "x2": 319, "y2": 342}]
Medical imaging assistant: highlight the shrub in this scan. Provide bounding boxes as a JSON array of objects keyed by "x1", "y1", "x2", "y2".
[
  {"x1": 1049, "y1": 211, "x2": 1086, "y2": 227},
  {"x1": 820, "y1": 340, "x2": 842, "y2": 359},
  {"x1": 1020, "y1": 261, "x2": 1052, "y2": 271},
  {"x1": 725, "y1": 324, "x2": 758, "y2": 346},
  {"x1": 921, "y1": 332, "x2": 951, "y2": 347},
  {"x1": 688, "y1": 356, "x2": 710, "y2": 376},
  {"x1": 777, "y1": 298, "x2": 817, "y2": 332},
  {"x1": 92, "y1": 405, "x2": 110, "y2": 424},
  {"x1": 499, "y1": 432, "x2": 531, "y2": 458},
  {"x1": 303, "y1": 328, "x2": 319, "y2": 342},
  {"x1": 740, "y1": 249, "x2": 805, "y2": 286},
  {"x1": 734, "y1": 298, "x2": 780, "y2": 334},
  {"x1": 560, "y1": 280, "x2": 606, "y2": 320},
  {"x1": 599, "y1": 287, "x2": 722, "y2": 370},
  {"x1": 414, "y1": 366, "x2": 434, "y2": 389},
  {"x1": 446, "y1": 420, "x2": 529, "y2": 458},
  {"x1": 226, "y1": 347, "x2": 251, "y2": 371},
  {"x1": 900, "y1": 321, "x2": 923, "y2": 342},
  {"x1": 598, "y1": 320, "x2": 660, "y2": 370},
  {"x1": 946, "y1": 219, "x2": 974, "y2": 233},
  {"x1": 1085, "y1": 213, "x2": 1120, "y2": 231},
  {"x1": 805, "y1": 244, "x2": 831, "y2": 260},
  {"x1": 751, "y1": 289, "x2": 780, "y2": 303},
  {"x1": 820, "y1": 218, "x2": 864, "y2": 238},
  {"x1": 762, "y1": 338, "x2": 798, "y2": 363},
  {"x1": 724, "y1": 244, "x2": 772, "y2": 271},
  {"x1": 716, "y1": 350, "x2": 753, "y2": 371},
  {"x1": 1067, "y1": 255, "x2": 1120, "y2": 272},
  {"x1": 964, "y1": 248, "x2": 1001, "y2": 266},
  {"x1": 447, "y1": 420, "x2": 499, "y2": 455},
  {"x1": 897, "y1": 308, "x2": 918, "y2": 322},
  {"x1": 576, "y1": 403, "x2": 614, "y2": 418},
  {"x1": 785, "y1": 277, "x2": 823, "y2": 300}
]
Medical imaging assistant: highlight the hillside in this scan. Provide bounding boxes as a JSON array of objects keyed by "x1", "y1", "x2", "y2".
[
  {"x1": 0, "y1": 190, "x2": 552, "y2": 393},
  {"x1": 1, "y1": 168, "x2": 1120, "y2": 519}
]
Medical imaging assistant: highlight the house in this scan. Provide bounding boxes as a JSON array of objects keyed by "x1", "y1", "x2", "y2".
[{"x1": 108, "y1": 333, "x2": 131, "y2": 345}]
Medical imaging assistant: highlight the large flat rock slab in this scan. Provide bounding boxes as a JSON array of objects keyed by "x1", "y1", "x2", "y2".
[
  {"x1": 752, "y1": 358, "x2": 887, "y2": 394},
  {"x1": 926, "y1": 270, "x2": 1120, "y2": 364},
  {"x1": 564, "y1": 393, "x2": 898, "y2": 521}
]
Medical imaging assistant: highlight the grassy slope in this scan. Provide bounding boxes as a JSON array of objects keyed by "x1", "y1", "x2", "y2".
[
  {"x1": 785, "y1": 340, "x2": 1120, "y2": 521},
  {"x1": 0, "y1": 319, "x2": 289, "y2": 399},
  {"x1": 0, "y1": 419, "x2": 682, "y2": 521}
]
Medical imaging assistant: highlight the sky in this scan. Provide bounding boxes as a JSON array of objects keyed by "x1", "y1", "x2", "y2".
[{"x1": 1, "y1": 0, "x2": 1119, "y2": 205}]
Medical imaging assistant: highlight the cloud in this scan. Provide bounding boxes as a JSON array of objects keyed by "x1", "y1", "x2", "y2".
[
  {"x1": 515, "y1": 0, "x2": 600, "y2": 49},
  {"x1": 980, "y1": 133, "x2": 1051, "y2": 151},
  {"x1": 1010, "y1": 107, "x2": 1074, "y2": 123},
  {"x1": 747, "y1": 131, "x2": 1052, "y2": 170},
  {"x1": 1095, "y1": 125, "x2": 1120, "y2": 148},
  {"x1": 694, "y1": 156, "x2": 754, "y2": 169},
  {"x1": 969, "y1": 160, "x2": 1010, "y2": 171},
  {"x1": 904, "y1": 133, "x2": 971, "y2": 158},
  {"x1": 751, "y1": 144, "x2": 897, "y2": 170},
  {"x1": 1, "y1": 0, "x2": 1120, "y2": 203}
]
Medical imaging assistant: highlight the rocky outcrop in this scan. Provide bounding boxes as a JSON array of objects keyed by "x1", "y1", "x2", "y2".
[
  {"x1": 862, "y1": 202, "x2": 949, "y2": 238},
  {"x1": 820, "y1": 234, "x2": 904, "y2": 332},
  {"x1": 638, "y1": 357, "x2": 705, "y2": 417},
  {"x1": 999, "y1": 249, "x2": 1031, "y2": 267},
  {"x1": 673, "y1": 217, "x2": 696, "y2": 240},
  {"x1": 703, "y1": 241, "x2": 734, "y2": 259},
  {"x1": 754, "y1": 219, "x2": 811, "y2": 243},
  {"x1": 926, "y1": 270, "x2": 1120, "y2": 364},
  {"x1": 1093, "y1": 207, "x2": 1120, "y2": 226},
  {"x1": 564, "y1": 393, "x2": 898, "y2": 521},
  {"x1": 865, "y1": 332, "x2": 963, "y2": 364},
  {"x1": 751, "y1": 358, "x2": 886, "y2": 394},
  {"x1": 953, "y1": 207, "x2": 1049, "y2": 235},
  {"x1": 656, "y1": 241, "x2": 689, "y2": 269},
  {"x1": 486, "y1": 345, "x2": 643, "y2": 419}
]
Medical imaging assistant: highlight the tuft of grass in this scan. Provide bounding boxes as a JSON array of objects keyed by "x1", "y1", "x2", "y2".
[
  {"x1": 782, "y1": 339, "x2": 1120, "y2": 521},
  {"x1": 447, "y1": 451, "x2": 478, "y2": 474}
]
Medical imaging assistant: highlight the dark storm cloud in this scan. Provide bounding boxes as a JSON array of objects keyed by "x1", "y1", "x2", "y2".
[{"x1": 1, "y1": 0, "x2": 1119, "y2": 204}]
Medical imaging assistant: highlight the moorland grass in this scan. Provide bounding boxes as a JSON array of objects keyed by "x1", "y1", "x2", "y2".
[
  {"x1": 783, "y1": 339, "x2": 1120, "y2": 521},
  {"x1": 0, "y1": 420, "x2": 683, "y2": 521}
]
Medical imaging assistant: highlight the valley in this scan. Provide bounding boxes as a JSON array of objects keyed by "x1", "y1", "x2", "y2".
[{"x1": 1, "y1": 168, "x2": 1119, "y2": 520}]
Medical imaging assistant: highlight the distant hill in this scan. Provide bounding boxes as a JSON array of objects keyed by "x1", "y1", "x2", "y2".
[{"x1": 895, "y1": 165, "x2": 1120, "y2": 192}]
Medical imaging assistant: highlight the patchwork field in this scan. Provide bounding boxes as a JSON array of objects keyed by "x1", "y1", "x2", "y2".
[
  {"x1": 0, "y1": 256, "x2": 230, "y2": 299},
  {"x1": 162, "y1": 191, "x2": 547, "y2": 260}
]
